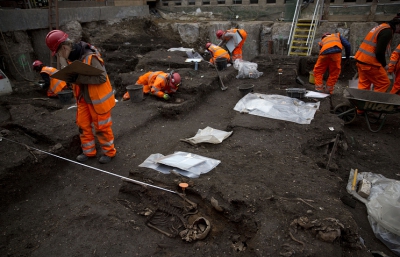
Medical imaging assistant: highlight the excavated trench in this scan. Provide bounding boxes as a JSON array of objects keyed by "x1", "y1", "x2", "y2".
[{"x1": 1, "y1": 19, "x2": 399, "y2": 257}]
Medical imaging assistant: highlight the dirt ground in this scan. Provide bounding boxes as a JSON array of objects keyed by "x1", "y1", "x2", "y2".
[{"x1": 1, "y1": 18, "x2": 400, "y2": 257}]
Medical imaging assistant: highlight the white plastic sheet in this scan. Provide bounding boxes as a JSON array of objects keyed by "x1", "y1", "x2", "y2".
[
  {"x1": 167, "y1": 47, "x2": 194, "y2": 52},
  {"x1": 139, "y1": 151, "x2": 221, "y2": 178},
  {"x1": 233, "y1": 93, "x2": 320, "y2": 125},
  {"x1": 346, "y1": 170, "x2": 400, "y2": 255},
  {"x1": 233, "y1": 59, "x2": 263, "y2": 79},
  {"x1": 181, "y1": 126, "x2": 233, "y2": 145}
]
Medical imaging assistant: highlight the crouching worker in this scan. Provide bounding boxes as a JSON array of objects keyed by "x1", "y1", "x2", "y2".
[
  {"x1": 32, "y1": 60, "x2": 69, "y2": 97},
  {"x1": 388, "y1": 44, "x2": 400, "y2": 95},
  {"x1": 45, "y1": 29, "x2": 116, "y2": 164},
  {"x1": 123, "y1": 71, "x2": 181, "y2": 101},
  {"x1": 205, "y1": 42, "x2": 231, "y2": 64},
  {"x1": 313, "y1": 32, "x2": 351, "y2": 94}
]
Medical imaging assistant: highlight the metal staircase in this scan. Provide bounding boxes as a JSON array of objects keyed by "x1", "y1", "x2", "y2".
[
  {"x1": 48, "y1": 0, "x2": 60, "y2": 68},
  {"x1": 287, "y1": 0, "x2": 322, "y2": 56}
]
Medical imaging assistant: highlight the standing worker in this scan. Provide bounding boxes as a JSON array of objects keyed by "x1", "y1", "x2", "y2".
[
  {"x1": 355, "y1": 15, "x2": 400, "y2": 92},
  {"x1": 387, "y1": 44, "x2": 400, "y2": 95},
  {"x1": 123, "y1": 71, "x2": 181, "y2": 101},
  {"x1": 312, "y1": 32, "x2": 351, "y2": 94},
  {"x1": 205, "y1": 42, "x2": 231, "y2": 64},
  {"x1": 32, "y1": 60, "x2": 69, "y2": 97},
  {"x1": 216, "y1": 28, "x2": 247, "y2": 61},
  {"x1": 45, "y1": 30, "x2": 117, "y2": 164}
]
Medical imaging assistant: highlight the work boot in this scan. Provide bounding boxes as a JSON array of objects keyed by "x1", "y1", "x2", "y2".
[
  {"x1": 99, "y1": 155, "x2": 112, "y2": 164},
  {"x1": 76, "y1": 154, "x2": 89, "y2": 162}
]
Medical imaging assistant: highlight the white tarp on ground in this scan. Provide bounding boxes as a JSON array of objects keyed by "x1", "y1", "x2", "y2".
[
  {"x1": 139, "y1": 151, "x2": 221, "y2": 178},
  {"x1": 233, "y1": 93, "x2": 320, "y2": 124},
  {"x1": 181, "y1": 126, "x2": 233, "y2": 145},
  {"x1": 346, "y1": 170, "x2": 400, "y2": 256}
]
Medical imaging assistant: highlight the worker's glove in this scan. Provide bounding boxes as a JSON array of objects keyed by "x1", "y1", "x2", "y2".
[
  {"x1": 163, "y1": 94, "x2": 170, "y2": 100},
  {"x1": 66, "y1": 73, "x2": 78, "y2": 83}
]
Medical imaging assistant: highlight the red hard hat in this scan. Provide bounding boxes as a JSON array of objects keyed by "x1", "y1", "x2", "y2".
[
  {"x1": 205, "y1": 42, "x2": 212, "y2": 49},
  {"x1": 32, "y1": 60, "x2": 43, "y2": 68},
  {"x1": 321, "y1": 33, "x2": 331, "y2": 40},
  {"x1": 45, "y1": 30, "x2": 69, "y2": 56},
  {"x1": 169, "y1": 72, "x2": 181, "y2": 88},
  {"x1": 216, "y1": 30, "x2": 224, "y2": 39}
]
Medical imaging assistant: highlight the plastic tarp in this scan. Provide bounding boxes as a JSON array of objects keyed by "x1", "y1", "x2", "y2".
[
  {"x1": 346, "y1": 169, "x2": 400, "y2": 255},
  {"x1": 139, "y1": 151, "x2": 221, "y2": 178},
  {"x1": 181, "y1": 126, "x2": 233, "y2": 145},
  {"x1": 167, "y1": 47, "x2": 194, "y2": 52},
  {"x1": 233, "y1": 59, "x2": 263, "y2": 79},
  {"x1": 233, "y1": 93, "x2": 320, "y2": 125}
]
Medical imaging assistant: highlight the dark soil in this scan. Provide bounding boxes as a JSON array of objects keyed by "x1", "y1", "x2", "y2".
[{"x1": 1, "y1": 19, "x2": 399, "y2": 257}]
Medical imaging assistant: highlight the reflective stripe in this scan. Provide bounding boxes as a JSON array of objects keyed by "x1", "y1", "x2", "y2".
[
  {"x1": 358, "y1": 48, "x2": 376, "y2": 58},
  {"x1": 151, "y1": 86, "x2": 160, "y2": 93},
  {"x1": 102, "y1": 139, "x2": 114, "y2": 147},
  {"x1": 92, "y1": 90, "x2": 114, "y2": 105},
  {"x1": 361, "y1": 39, "x2": 376, "y2": 47},
  {"x1": 390, "y1": 60, "x2": 397, "y2": 64},
  {"x1": 82, "y1": 140, "x2": 95, "y2": 148},
  {"x1": 98, "y1": 116, "x2": 112, "y2": 126},
  {"x1": 394, "y1": 49, "x2": 400, "y2": 53},
  {"x1": 83, "y1": 147, "x2": 96, "y2": 154},
  {"x1": 50, "y1": 80, "x2": 62, "y2": 93}
]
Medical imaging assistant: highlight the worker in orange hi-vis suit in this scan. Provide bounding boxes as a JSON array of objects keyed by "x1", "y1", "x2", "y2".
[
  {"x1": 122, "y1": 71, "x2": 181, "y2": 101},
  {"x1": 216, "y1": 28, "x2": 247, "y2": 61},
  {"x1": 45, "y1": 30, "x2": 116, "y2": 164},
  {"x1": 32, "y1": 60, "x2": 69, "y2": 97},
  {"x1": 205, "y1": 42, "x2": 231, "y2": 64},
  {"x1": 387, "y1": 44, "x2": 400, "y2": 95},
  {"x1": 313, "y1": 32, "x2": 351, "y2": 94},
  {"x1": 355, "y1": 15, "x2": 400, "y2": 93}
]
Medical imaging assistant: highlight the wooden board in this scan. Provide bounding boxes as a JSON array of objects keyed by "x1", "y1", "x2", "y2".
[
  {"x1": 226, "y1": 30, "x2": 243, "y2": 54},
  {"x1": 50, "y1": 60, "x2": 104, "y2": 81}
]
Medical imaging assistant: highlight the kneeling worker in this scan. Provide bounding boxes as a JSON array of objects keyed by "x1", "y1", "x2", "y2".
[
  {"x1": 205, "y1": 42, "x2": 231, "y2": 65},
  {"x1": 32, "y1": 60, "x2": 69, "y2": 97},
  {"x1": 123, "y1": 71, "x2": 181, "y2": 101}
]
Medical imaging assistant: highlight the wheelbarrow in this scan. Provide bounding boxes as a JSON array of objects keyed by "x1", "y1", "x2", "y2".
[{"x1": 333, "y1": 88, "x2": 400, "y2": 132}]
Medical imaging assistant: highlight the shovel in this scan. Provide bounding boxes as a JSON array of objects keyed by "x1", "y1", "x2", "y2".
[
  {"x1": 294, "y1": 69, "x2": 305, "y2": 86},
  {"x1": 212, "y1": 57, "x2": 228, "y2": 91}
]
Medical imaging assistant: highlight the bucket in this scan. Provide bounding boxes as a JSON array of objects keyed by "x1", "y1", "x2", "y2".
[
  {"x1": 309, "y1": 71, "x2": 315, "y2": 84},
  {"x1": 216, "y1": 58, "x2": 227, "y2": 71},
  {"x1": 238, "y1": 84, "x2": 254, "y2": 96},
  {"x1": 126, "y1": 84, "x2": 143, "y2": 103},
  {"x1": 58, "y1": 90, "x2": 73, "y2": 104}
]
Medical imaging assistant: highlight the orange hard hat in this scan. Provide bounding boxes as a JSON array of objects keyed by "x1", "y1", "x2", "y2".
[
  {"x1": 205, "y1": 42, "x2": 212, "y2": 49},
  {"x1": 45, "y1": 30, "x2": 69, "y2": 56},
  {"x1": 321, "y1": 33, "x2": 331, "y2": 40},
  {"x1": 32, "y1": 60, "x2": 43, "y2": 68},
  {"x1": 216, "y1": 30, "x2": 224, "y2": 39}
]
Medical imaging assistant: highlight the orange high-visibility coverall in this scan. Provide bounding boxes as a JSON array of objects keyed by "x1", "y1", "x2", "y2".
[
  {"x1": 388, "y1": 44, "x2": 400, "y2": 94},
  {"x1": 123, "y1": 71, "x2": 178, "y2": 100},
  {"x1": 355, "y1": 23, "x2": 392, "y2": 92},
  {"x1": 40, "y1": 66, "x2": 67, "y2": 97},
  {"x1": 73, "y1": 52, "x2": 116, "y2": 158},
  {"x1": 208, "y1": 44, "x2": 231, "y2": 64},
  {"x1": 313, "y1": 33, "x2": 344, "y2": 94},
  {"x1": 219, "y1": 29, "x2": 247, "y2": 61}
]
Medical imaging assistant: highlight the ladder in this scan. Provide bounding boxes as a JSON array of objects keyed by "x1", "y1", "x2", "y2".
[
  {"x1": 287, "y1": 0, "x2": 322, "y2": 56},
  {"x1": 48, "y1": 0, "x2": 60, "y2": 69}
]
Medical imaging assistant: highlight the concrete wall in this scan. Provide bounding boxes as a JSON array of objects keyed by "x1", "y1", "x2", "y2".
[
  {"x1": 0, "y1": 5, "x2": 149, "y2": 81},
  {"x1": 0, "y1": 6, "x2": 149, "y2": 32}
]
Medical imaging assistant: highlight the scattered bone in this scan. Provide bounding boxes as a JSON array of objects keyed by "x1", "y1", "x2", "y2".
[
  {"x1": 280, "y1": 197, "x2": 315, "y2": 209},
  {"x1": 211, "y1": 197, "x2": 224, "y2": 212},
  {"x1": 289, "y1": 231, "x2": 305, "y2": 251}
]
